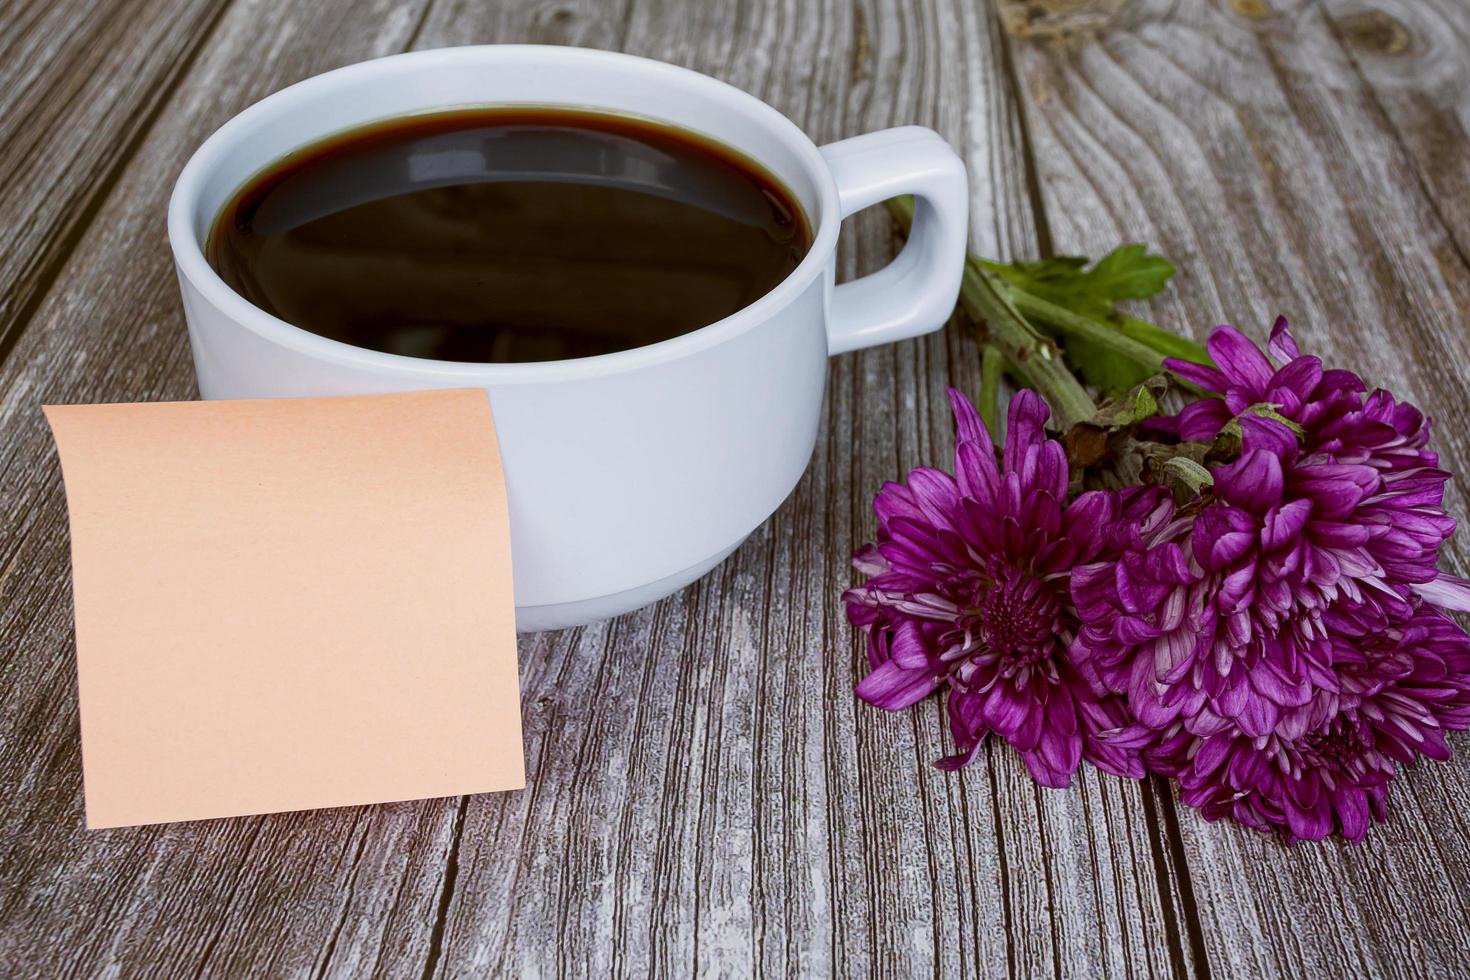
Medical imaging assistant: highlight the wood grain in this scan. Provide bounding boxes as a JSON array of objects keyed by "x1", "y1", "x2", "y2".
[
  {"x1": 1007, "y1": 0, "x2": 1470, "y2": 975},
  {"x1": 1319, "y1": 0, "x2": 1470, "y2": 265},
  {"x1": 406, "y1": 1, "x2": 1196, "y2": 975},
  {"x1": 0, "y1": 0, "x2": 1188, "y2": 973},
  {"x1": 0, "y1": 0, "x2": 1468, "y2": 974},
  {"x1": 0, "y1": 0, "x2": 455, "y2": 976},
  {"x1": 0, "y1": 0, "x2": 230, "y2": 359},
  {"x1": 0, "y1": 0, "x2": 1193, "y2": 974}
]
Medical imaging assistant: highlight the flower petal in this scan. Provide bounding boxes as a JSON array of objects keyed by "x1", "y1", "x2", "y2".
[
  {"x1": 982, "y1": 679, "x2": 1031, "y2": 735},
  {"x1": 954, "y1": 441, "x2": 999, "y2": 506},
  {"x1": 1268, "y1": 354, "x2": 1322, "y2": 406},
  {"x1": 1266, "y1": 316, "x2": 1300, "y2": 362},
  {"x1": 1215, "y1": 449, "x2": 1284, "y2": 513},
  {"x1": 1164, "y1": 357, "x2": 1230, "y2": 393},
  {"x1": 1238, "y1": 415, "x2": 1299, "y2": 459},
  {"x1": 1261, "y1": 499, "x2": 1312, "y2": 552},
  {"x1": 1002, "y1": 389, "x2": 1050, "y2": 473},
  {"x1": 1194, "y1": 734, "x2": 1234, "y2": 778},
  {"x1": 855, "y1": 660, "x2": 939, "y2": 710},
  {"x1": 1207, "y1": 325, "x2": 1276, "y2": 391},
  {"x1": 1175, "y1": 398, "x2": 1233, "y2": 441},
  {"x1": 1018, "y1": 743, "x2": 1073, "y2": 789},
  {"x1": 1413, "y1": 573, "x2": 1470, "y2": 613},
  {"x1": 1334, "y1": 786, "x2": 1371, "y2": 842},
  {"x1": 948, "y1": 387, "x2": 994, "y2": 449}
]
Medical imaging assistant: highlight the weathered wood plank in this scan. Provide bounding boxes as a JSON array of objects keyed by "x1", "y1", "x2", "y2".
[
  {"x1": 0, "y1": 0, "x2": 230, "y2": 358},
  {"x1": 1319, "y1": 0, "x2": 1470, "y2": 265},
  {"x1": 0, "y1": 0, "x2": 1196, "y2": 976},
  {"x1": 13, "y1": 0, "x2": 1468, "y2": 975},
  {"x1": 408, "y1": 1, "x2": 1195, "y2": 976},
  {"x1": 0, "y1": 0, "x2": 459, "y2": 976},
  {"x1": 1006, "y1": 0, "x2": 1470, "y2": 975}
]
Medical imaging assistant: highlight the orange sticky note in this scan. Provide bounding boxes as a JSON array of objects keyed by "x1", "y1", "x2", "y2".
[{"x1": 44, "y1": 390, "x2": 524, "y2": 829}]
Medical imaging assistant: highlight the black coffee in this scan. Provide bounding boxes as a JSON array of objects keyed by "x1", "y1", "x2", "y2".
[{"x1": 207, "y1": 107, "x2": 812, "y2": 363}]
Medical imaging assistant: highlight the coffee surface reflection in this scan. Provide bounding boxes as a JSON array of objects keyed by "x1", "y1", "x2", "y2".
[{"x1": 208, "y1": 107, "x2": 812, "y2": 363}]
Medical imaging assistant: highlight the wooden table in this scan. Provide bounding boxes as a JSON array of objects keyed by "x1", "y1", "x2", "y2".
[{"x1": 4, "y1": 0, "x2": 1470, "y2": 975}]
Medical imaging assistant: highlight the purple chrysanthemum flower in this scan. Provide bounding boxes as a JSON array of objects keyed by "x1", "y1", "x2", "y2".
[
  {"x1": 1144, "y1": 602, "x2": 1470, "y2": 842},
  {"x1": 1072, "y1": 317, "x2": 1470, "y2": 841},
  {"x1": 1072, "y1": 320, "x2": 1470, "y2": 740},
  {"x1": 844, "y1": 389, "x2": 1147, "y2": 787},
  {"x1": 1164, "y1": 317, "x2": 1470, "y2": 613}
]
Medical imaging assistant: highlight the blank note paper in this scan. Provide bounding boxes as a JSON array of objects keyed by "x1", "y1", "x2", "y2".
[{"x1": 45, "y1": 390, "x2": 524, "y2": 829}]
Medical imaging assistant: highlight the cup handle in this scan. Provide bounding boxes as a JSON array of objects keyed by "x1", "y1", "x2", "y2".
[{"x1": 818, "y1": 127, "x2": 969, "y2": 355}]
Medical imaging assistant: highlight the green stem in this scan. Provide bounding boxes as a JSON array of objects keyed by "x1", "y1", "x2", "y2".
[
  {"x1": 884, "y1": 198, "x2": 1094, "y2": 430},
  {"x1": 1002, "y1": 285, "x2": 1165, "y2": 375},
  {"x1": 978, "y1": 343, "x2": 1004, "y2": 442},
  {"x1": 971, "y1": 257, "x2": 1210, "y2": 368},
  {"x1": 1116, "y1": 314, "x2": 1211, "y2": 365},
  {"x1": 961, "y1": 257, "x2": 1096, "y2": 430}
]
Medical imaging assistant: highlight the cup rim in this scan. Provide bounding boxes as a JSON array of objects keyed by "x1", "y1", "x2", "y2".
[{"x1": 167, "y1": 44, "x2": 841, "y2": 384}]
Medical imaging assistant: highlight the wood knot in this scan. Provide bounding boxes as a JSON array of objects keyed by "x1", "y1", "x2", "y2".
[
  {"x1": 996, "y1": 0, "x2": 1127, "y2": 39},
  {"x1": 1230, "y1": 0, "x2": 1271, "y2": 19},
  {"x1": 534, "y1": 5, "x2": 577, "y2": 30},
  {"x1": 1338, "y1": 9, "x2": 1412, "y2": 56}
]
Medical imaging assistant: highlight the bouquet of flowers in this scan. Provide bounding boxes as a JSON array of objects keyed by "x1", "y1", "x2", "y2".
[{"x1": 843, "y1": 199, "x2": 1470, "y2": 843}]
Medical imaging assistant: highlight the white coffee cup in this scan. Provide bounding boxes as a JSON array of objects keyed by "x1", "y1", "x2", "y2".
[{"x1": 168, "y1": 45, "x2": 968, "y2": 631}]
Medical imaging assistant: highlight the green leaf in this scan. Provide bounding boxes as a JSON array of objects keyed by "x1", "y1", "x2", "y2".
[
  {"x1": 980, "y1": 258, "x2": 1105, "y2": 320},
  {"x1": 985, "y1": 256, "x2": 1088, "y2": 290},
  {"x1": 1161, "y1": 457, "x2": 1214, "y2": 497},
  {"x1": 1063, "y1": 375, "x2": 1169, "y2": 476},
  {"x1": 1086, "y1": 245, "x2": 1176, "y2": 301},
  {"x1": 980, "y1": 246, "x2": 1181, "y2": 392},
  {"x1": 980, "y1": 244, "x2": 1175, "y2": 319},
  {"x1": 886, "y1": 195, "x2": 1204, "y2": 399},
  {"x1": 1089, "y1": 375, "x2": 1168, "y2": 430},
  {"x1": 1139, "y1": 441, "x2": 1218, "y2": 503},
  {"x1": 1115, "y1": 315, "x2": 1212, "y2": 366},
  {"x1": 1064, "y1": 334, "x2": 1156, "y2": 391}
]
